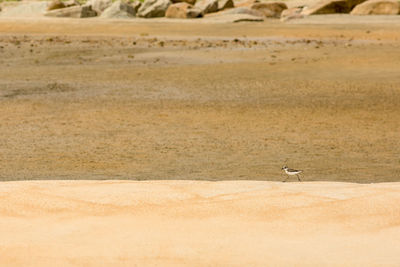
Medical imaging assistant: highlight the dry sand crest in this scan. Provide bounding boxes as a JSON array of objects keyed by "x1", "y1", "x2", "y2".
[{"x1": 0, "y1": 15, "x2": 400, "y2": 266}]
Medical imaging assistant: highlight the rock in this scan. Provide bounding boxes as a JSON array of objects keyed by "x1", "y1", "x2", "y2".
[
  {"x1": 47, "y1": 0, "x2": 66, "y2": 11},
  {"x1": 100, "y1": 0, "x2": 136, "y2": 18},
  {"x1": 351, "y1": 0, "x2": 400, "y2": 14},
  {"x1": 195, "y1": 0, "x2": 219, "y2": 14},
  {"x1": 235, "y1": 0, "x2": 259, "y2": 7},
  {"x1": 44, "y1": 5, "x2": 97, "y2": 18},
  {"x1": 85, "y1": 0, "x2": 112, "y2": 14},
  {"x1": 132, "y1": 1, "x2": 142, "y2": 12},
  {"x1": 302, "y1": 0, "x2": 366, "y2": 15},
  {"x1": 166, "y1": 2, "x2": 203, "y2": 18},
  {"x1": 137, "y1": 0, "x2": 171, "y2": 17},
  {"x1": 250, "y1": 2, "x2": 287, "y2": 18},
  {"x1": 302, "y1": 0, "x2": 348, "y2": 14},
  {"x1": 0, "y1": 2, "x2": 48, "y2": 17},
  {"x1": 280, "y1": 6, "x2": 304, "y2": 20},
  {"x1": 171, "y1": 0, "x2": 196, "y2": 5},
  {"x1": 218, "y1": 0, "x2": 234, "y2": 10},
  {"x1": 64, "y1": 0, "x2": 81, "y2": 7}
]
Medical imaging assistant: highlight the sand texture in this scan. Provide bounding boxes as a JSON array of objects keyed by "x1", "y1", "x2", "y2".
[
  {"x1": 0, "y1": 18, "x2": 400, "y2": 183},
  {"x1": 0, "y1": 180, "x2": 400, "y2": 266}
]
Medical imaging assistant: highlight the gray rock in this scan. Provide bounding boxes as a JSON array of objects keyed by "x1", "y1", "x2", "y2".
[
  {"x1": 137, "y1": 0, "x2": 171, "y2": 17},
  {"x1": 44, "y1": 5, "x2": 97, "y2": 18},
  {"x1": 100, "y1": 0, "x2": 136, "y2": 18},
  {"x1": 195, "y1": 0, "x2": 219, "y2": 14},
  {"x1": 85, "y1": 0, "x2": 112, "y2": 14}
]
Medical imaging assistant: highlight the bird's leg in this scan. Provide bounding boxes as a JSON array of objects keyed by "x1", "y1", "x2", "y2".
[
  {"x1": 282, "y1": 175, "x2": 289, "y2": 182},
  {"x1": 297, "y1": 174, "x2": 302, "y2": 182}
]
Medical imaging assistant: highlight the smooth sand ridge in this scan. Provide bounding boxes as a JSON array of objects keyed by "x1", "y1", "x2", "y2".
[{"x1": 0, "y1": 180, "x2": 400, "y2": 266}]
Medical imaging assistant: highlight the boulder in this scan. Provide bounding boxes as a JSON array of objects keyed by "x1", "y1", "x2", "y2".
[
  {"x1": 100, "y1": 0, "x2": 136, "y2": 18},
  {"x1": 137, "y1": 0, "x2": 171, "y2": 17},
  {"x1": 351, "y1": 0, "x2": 400, "y2": 14},
  {"x1": 132, "y1": 0, "x2": 142, "y2": 12},
  {"x1": 280, "y1": 6, "x2": 304, "y2": 20},
  {"x1": 64, "y1": 0, "x2": 81, "y2": 7},
  {"x1": 171, "y1": 0, "x2": 196, "y2": 5},
  {"x1": 44, "y1": 5, "x2": 97, "y2": 17},
  {"x1": 250, "y1": 2, "x2": 287, "y2": 17},
  {"x1": 302, "y1": 0, "x2": 366, "y2": 15},
  {"x1": 235, "y1": 0, "x2": 258, "y2": 7},
  {"x1": 195, "y1": 0, "x2": 219, "y2": 14},
  {"x1": 0, "y1": 2, "x2": 48, "y2": 17},
  {"x1": 47, "y1": 0, "x2": 66, "y2": 11},
  {"x1": 166, "y1": 2, "x2": 203, "y2": 17},
  {"x1": 218, "y1": 0, "x2": 234, "y2": 10},
  {"x1": 85, "y1": 0, "x2": 112, "y2": 14}
]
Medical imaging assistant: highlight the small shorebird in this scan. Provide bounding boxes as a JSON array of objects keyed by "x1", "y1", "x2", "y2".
[{"x1": 281, "y1": 166, "x2": 303, "y2": 182}]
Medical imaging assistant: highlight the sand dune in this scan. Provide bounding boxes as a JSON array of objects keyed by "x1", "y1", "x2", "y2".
[{"x1": 1, "y1": 180, "x2": 399, "y2": 266}]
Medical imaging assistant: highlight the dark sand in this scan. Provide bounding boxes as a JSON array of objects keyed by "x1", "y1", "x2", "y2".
[{"x1": 0, "y1": 17, "x2": 399, "y2": 182}]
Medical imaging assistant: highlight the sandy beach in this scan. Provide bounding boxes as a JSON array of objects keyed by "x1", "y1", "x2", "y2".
[
  {"x1": 0, "y1": 10, "x2": 400, "y2": 266},
  {"x1": 1, "y1": 180, "x2": 400, "y2": 266}
]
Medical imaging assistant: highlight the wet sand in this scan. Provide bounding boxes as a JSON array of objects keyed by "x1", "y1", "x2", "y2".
[{"x1": 0, "y1": 17, "x2": 400, "y2": 183}]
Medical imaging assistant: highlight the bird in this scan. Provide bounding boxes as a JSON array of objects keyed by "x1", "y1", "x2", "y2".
[{"x1": 281, "y1": 166, "x2": 303, "y2": 182}]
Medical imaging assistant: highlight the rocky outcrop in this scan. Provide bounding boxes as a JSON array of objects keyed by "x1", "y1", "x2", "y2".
[
  {"x1": 64, "y1": 0, "x2": 80, "y2": 7},
  {"x1": 218, "y1": 0, "x2": 234, "y2": 11},
  {"x1": 195, "y1": 0, "x2": 219, "y2": 14},
  {"x1": 165, "y1": 2, "x2": 203, "y2": 18},
  {"x1": 250, "y1": 2, "x2": 287, "y2": 17},
  {"x1": 100, "y1": 0, "x2": 136, "y2": 18},
  {"x1": 280, "y1": 6, "x2": 304, "y2": 20},
  {"x1": 137, "y1": 0, "x2": 171, "y2": 17},
  {"x1": 44, "y1": 5, "x2": 97, "y2": 18},
  {"x1": 132, "y1": 1, "x2": 142, "y2": 12},
  {"x1": 302, "y1": 0, "x2": 366, "y2": 15},
  {"x1": 351, "y1": 0, "x2": 400, "y2": 14},
  {"x1": 85, "y1": 0, "x2": 112, "y2": 14},
  {"x1": 171, "y1": 0, "x2": 196, "y2": 5},
  {"x1": 47, "y1": 0, "x2": 66, "y2": 11},
  {"x1": 234, "y1": 0, "x2": 258, "y2": 7},
  {"x1": 0, "y1": 2, "x2": 48, "y2": 17}
]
